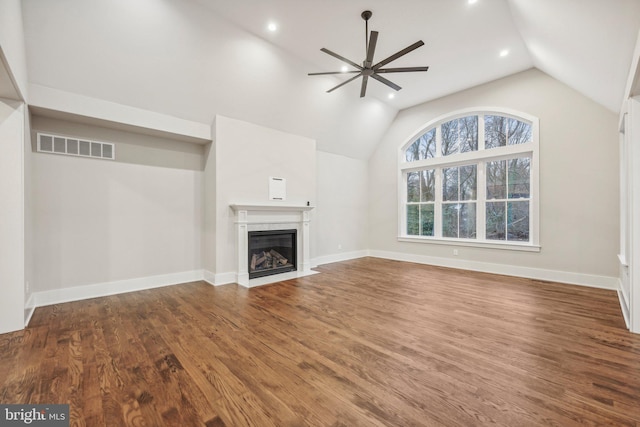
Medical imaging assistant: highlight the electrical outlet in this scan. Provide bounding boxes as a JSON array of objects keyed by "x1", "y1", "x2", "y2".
[
  {"x1": 453, "y1": 249, "x2": 459, "y2": 256},
  {"x1": 338, "y1": 244, "x2": 342, "y2": 250},
  {"x1": 26, "y1": 281, "x2": 30, "y2": 293}
]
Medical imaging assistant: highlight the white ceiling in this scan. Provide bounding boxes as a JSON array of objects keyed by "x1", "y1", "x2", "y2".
[
  {"x1": 20, "y1": 0, "x2": 640, "y2": 159},
  {"x1": 199, "y1": 0, "x2": 640, "y2": 113}
]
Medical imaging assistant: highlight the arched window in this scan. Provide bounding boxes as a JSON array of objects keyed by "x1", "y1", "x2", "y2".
[{"x1": 398, "y1": 108, "x2": 540, "y2": 251}]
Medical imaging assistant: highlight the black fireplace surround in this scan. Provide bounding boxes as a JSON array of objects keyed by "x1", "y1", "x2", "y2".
[{"x1": 248, "y1": 229, "x2": 297, "y2": 279}]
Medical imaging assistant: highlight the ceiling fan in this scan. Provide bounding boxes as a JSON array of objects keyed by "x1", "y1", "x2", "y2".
[{"x1": 308, "y1": 10, "x2": 429, "y2": 98}]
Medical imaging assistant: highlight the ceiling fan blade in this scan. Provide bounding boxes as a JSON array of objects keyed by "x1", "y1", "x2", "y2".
[
  {"x1": 326, "y1": 73, "x2": 362, "y2": 93},
  {"x1": 375, "y1": 66, "x2": 429, "y2": 73},
  {"x1": 308, "y1": 70, "x2": 361, "y2": 76},
  {"x1": 364, "y1": 31, "x2": 378, "y2": 67},
  {"x1": 371, "y1": 73, "x2": 401, "y2": 91},
  {"x1": 360, "y1": 75, "x2": 369, "y2": 97},
  {"x1": 373, "y1": 40, "x2": 425, "y2": 70},
  {"x1": 320, "y1": 48, "x2": 363, "y2": 70}
]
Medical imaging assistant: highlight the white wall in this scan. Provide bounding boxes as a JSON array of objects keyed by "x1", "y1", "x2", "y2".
[
  {"x1": 0, "y1": 0, "x2": 29, "y2": 99},
  {"x1": 315, "y1": 151, "x2": 369, "y2": 264},
  {"x1": 369, "y1": 69, "x2": 620, "y2": 286},
  {"x1": 21, "y1": 0, "x2": 396, "y2": 160},
  {"x1": 31, "y1": 116, "x2": 204, "y2": 293},
  {"x1": 203, "y1": 139, "x2": 216, "y2": 275},
  {"x1": 211, "y1": 115, "x2": 316, "y2": 277},
  {"x1": 0, "y1": 99, "x2": 26, "y2": 333}
]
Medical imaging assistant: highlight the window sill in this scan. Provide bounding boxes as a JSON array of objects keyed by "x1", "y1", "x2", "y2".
[{"x1": 398, "y1": 236, "x2": 541, "y2": 252}]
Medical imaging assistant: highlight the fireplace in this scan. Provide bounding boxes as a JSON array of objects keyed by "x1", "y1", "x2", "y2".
[
  {"x1": 230, "y1": 203, "x2": 314, "y2": 287},
  {"x1": 248, "y1": 229, "x2": 297, "y2": 279}
]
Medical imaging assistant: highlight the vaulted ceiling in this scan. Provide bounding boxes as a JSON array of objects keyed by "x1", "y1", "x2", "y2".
[{"x1": 19, "y1": 0, "x2": 640, "y2": 159}]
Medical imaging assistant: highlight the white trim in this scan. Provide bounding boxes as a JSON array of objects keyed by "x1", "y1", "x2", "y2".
[
  {"x1": 32, "y1": 270, "x2": 204, "y2": 308},
  {"x1": 202, "y1": 270, "x2": 216, "y2": 286},
  {"x1": 230, "y1": 203, "x2": 314, "y2": 212},
  {"x1": 239, "y1": 270, "x2": 319, "y2": 288},
  {"x1": 203, "y1": 269, "x2": 236, "y2": 286},
  {"x1": 313, "y1": 250, "x2": 370, "y2": 267},
  {"x1": 368, "y1": 250, "x2": 618, "y2": 290},
  {"x1": 398, "y1": 236, "x2": 540, "y2": 252},
  {"x1": 618, "y1": 279, "x2": 631, "y2": 329},
  {"x1": 401, "y1": 143, "x2": 534, "y2": 171},
  {"x1": 618, "y1": 253, "x2": 628, "y2": 267},
  {"x1": 24, "y1": 293, "x2": 35, "y2": 326},
  {"x1": 21, "y1": 253, "x2": 620, "y2": 329},
  {"x1": 214, "y1": 272, "x2": 237, "y2": 286},
  {"x1": 0, "y1": 46, "x2": 25, "y2": 101},
  {"x1": 621, "y1": 28, "x2": 640, "y2": 105}
]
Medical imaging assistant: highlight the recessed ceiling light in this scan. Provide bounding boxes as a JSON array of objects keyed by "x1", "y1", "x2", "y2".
[
  {"x1": 388, "y1": 93, "x2": 395, "y2": 99},
  {"x1": 468, "y1": 0, "x2": 478, "y2": 4},
  {"x1": 267, "y1": 22, "x2": 277, "y2": 32},
  {"x1": 499, "y1": 49, "x2": 509, "y2": 57},
  {"x1": 341, "y1": 65, "x2": 348, "y2": 72}
]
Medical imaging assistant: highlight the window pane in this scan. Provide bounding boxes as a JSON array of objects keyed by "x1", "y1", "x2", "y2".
[
  {"x1": 485, "y1": 115, "x2": 507, "y2": 149},
  {"x1": 407, "y1": 172, "x2": 419, "y2": 202},
  {"x1": 508, "y1": 201, "x2": 529, "y2": 241},
  {"x1": 420, "y1": 204, "x2": 434, "y2": 236},
  {"x1": 407, "y1": 205, "x2": 419, "y2": 235},
  {"x1": 459, "y1": 116, "x2": 478, "y2": 153},
  {"x1": 421, "y1": 169, "x2": 435, "y2": 202},
  {"x1": 508, "y1": 158, "x2": 530, "y2": 199},
  {"x1": 508, "y1": 119, "x2": 532, "y2": 145},
  {"x1": 486, "y1": 160, "x2": 506, "y2": 199},
  {"x1": 459, "y1": 203, "x2": 476, "y2": 238},
  {"x1": 422, "y1": 129, "x2": 436, "y2": 159},
  {"x1": 443, "y1": 168, "x2": 458, "y2": 201},
  {"x1": 442, "y1": 204, "x2": 459, "y2": 238},
  {"x1": 460, "y1": 165, "x2": 477, "y2": 201},
  {"x1": 441, "y1": 119, "x2": 459, "y2": 156},
  {"x1": 486, "y1": 202, "x2": 506, "y2": 240},
  {"x1": 405, "y1": 128, "x2": 436, "y2": 162},
  {"x1": 405, "y1": 140, "x2": 419, "y2": 162}
]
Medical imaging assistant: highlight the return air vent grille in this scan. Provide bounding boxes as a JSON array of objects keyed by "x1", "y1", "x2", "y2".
[{"x1": 37, "y1": 133, "x2": 115, "y2": 160}]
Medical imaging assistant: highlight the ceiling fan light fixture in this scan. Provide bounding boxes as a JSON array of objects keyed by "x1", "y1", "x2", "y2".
[{"x1": 308, "y1": 10, "x2": 430, "y2": 98}]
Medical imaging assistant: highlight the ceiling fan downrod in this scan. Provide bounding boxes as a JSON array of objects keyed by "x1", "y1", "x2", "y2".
[{"x1": 362, "y1": 10, "x2": 372, "y2": 59}]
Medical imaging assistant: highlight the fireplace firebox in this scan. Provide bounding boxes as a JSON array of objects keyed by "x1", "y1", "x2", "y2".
[{"x1": 248, "y1": 229, "x2": 297, "y2": 279}]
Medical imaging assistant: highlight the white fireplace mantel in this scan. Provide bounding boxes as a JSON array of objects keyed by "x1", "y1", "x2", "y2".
[
  {"x1": 230, "y1": 203, "x2": 316, "y2": 287},
  {"x1": 230, "y1": 203, "x2": 314, "y2": 212}
]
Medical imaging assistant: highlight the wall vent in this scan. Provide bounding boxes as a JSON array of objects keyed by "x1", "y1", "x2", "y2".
[{"x1": 37, "y1": 133, "x2": 116, "y2": 160}]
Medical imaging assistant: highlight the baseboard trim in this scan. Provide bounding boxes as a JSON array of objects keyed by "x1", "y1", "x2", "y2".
[
  {"x1": 368, "y1": 250, "x2": 619, "y2": 291},
  {"x1": 618, "y1": 279, "x2": 631, "y2": 329},
  {"x1": 24, "y1": 252, "x2": 620, "y2": 327},
  {"x1": 312, "y1": 250, "x2": 370, "y2": 267},
  {"x1": 214, "y1": 272, "x2": 237, "y2": 286},
  {"x1": 33, "y1": 270, "x2": 204, "y2": 308},
  {"x1": 24, "y1": 293, "x2": 35, "y2": 327}
]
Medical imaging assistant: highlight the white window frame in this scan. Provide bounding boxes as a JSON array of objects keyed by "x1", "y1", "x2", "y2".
[{"x1": 397, "y1": 107, "x2": 540, "y2": 252}]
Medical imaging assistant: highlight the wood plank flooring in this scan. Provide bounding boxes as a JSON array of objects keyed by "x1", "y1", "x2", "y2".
[{"x1": 1, "y1": 257, "x2": 639, "y2": 426}]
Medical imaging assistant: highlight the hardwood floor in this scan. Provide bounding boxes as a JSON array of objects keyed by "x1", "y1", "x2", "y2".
[{"x1": 1, "y1": 257, "x2": 639, "y2": 426}]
